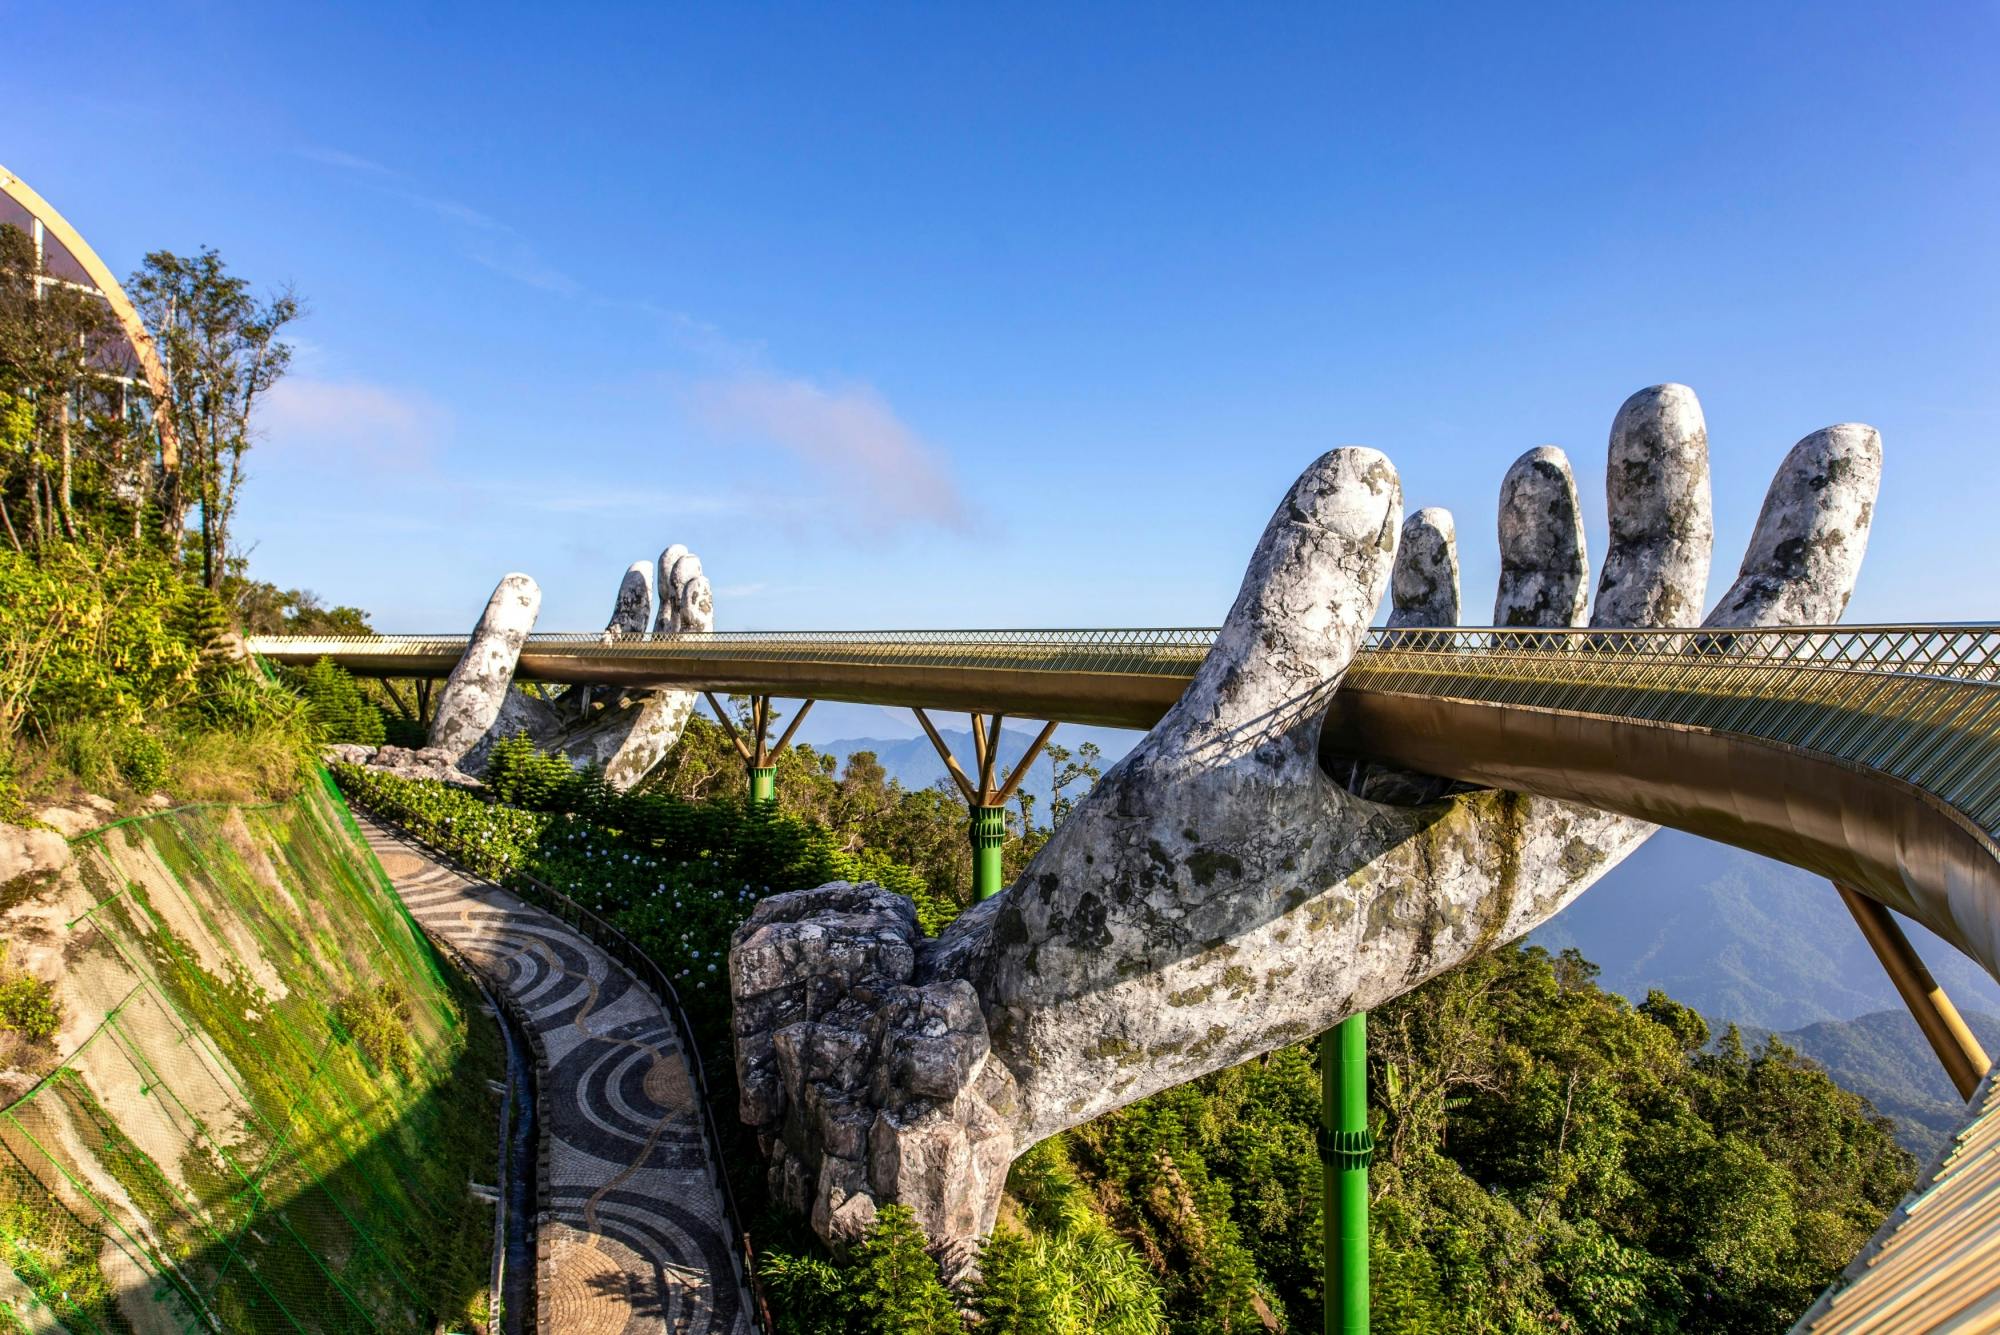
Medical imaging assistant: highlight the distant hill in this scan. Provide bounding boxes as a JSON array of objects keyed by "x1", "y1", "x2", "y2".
[
  {"x1": 1531, "y1": 830, "x2": 2000, "y2": 1030},
  {"x1": 1740, "y1": 1010, "x2": 2000, "y2": 1160}
]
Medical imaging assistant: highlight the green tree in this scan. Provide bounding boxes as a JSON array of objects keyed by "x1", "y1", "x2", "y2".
[
  {"x1": 850, "y1": 1204, "x2": 959, "y2": 1335},
  {"x1": 127, "y1": 247, "x2": 299, "y2": 587},
  {"x1": 1044, "y1": 740, "x2": 1102, "y2": 828},
  {"x1": 0, "y1": 223, "x2": 123, "y2": 548},
  {"x1": 972, "y1": 1226, "x2": 1056, "y2": 1334}
]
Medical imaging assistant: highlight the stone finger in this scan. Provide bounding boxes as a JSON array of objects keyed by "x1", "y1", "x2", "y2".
[
  {"x1": 1591, "y1": 383, "x2": 1713, "y2": 628},
  {"x1": 1494, "y1": 446, "x2": 1588, "y2": 627},
  {"x1": 653, "y1": 544, "x2": 689, "y2": 632},
  {"x1": 429, "y1": 573, "x2": 540, "y2": 761},
  {"x1": 1388, "y1": 507, "x2": 1459, "y2": 629},
  {"x1": 607, "y1": 560, "x2": 653, "y2": 635},
  {"x1": 678, "y1": 570, "x2": 715, "y2": 633},
  {"x1": 1704, "y1": 424, "x2": 1882, "y2": 630},
  {"x1": 1156, "y1": 447, "x2": 1399, "y2": 763}
]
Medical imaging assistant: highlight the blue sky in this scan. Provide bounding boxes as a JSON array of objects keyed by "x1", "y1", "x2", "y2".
[{"x1": 10, "y1": 2, "x2": 1997, "y2": 634}]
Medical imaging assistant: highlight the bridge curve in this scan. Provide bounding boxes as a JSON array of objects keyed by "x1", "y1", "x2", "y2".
[{"x1": 250, "y1": 623, "x2": 2000, "y2": 981}]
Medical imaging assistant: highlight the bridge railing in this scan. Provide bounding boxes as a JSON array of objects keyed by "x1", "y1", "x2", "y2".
[
  {"x1": 251, "y1": 623, "x2": 2000, "y2": 833},
  {"x1": 1363, "y1": 624, "x2": 2000, "y2": 682},
  {"x1": 1351, "y1": 625, "x2": 2000, "y2": 837},
  {"x1": 251, "y1": 623, "x2": 2000, "y2": 680}
]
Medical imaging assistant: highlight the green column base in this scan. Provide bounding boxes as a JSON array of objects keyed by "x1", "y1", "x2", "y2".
[
  {"x1": 970, "y1": 805, "x2": 1007, "y2": 901},
  {"x1": 749, "y1": 766, "x2": 778, "y2": 809},
  {"x1": 1322, "y1": 1012, "x2": 1371, "y2": 1335}
]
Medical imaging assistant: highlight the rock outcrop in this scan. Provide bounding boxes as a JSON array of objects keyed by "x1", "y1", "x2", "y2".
[
  {"x1": 0, "y1": 823, "x2": 72, "y2": 887},
  {"x1": 328, "y1": 744, "x2": 482, "y2": 790},
  {"x1": 730, "y1": 383, "x2": 1885, "y2": 1265}
]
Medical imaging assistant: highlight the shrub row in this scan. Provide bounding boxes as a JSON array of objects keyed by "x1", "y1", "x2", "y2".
[{"x1": 331, "y1": 759, "x2": 954, "y2": 1044}]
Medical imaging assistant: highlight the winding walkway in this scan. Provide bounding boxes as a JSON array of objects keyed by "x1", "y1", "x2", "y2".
[{"x1": 358, "y1": 815, "x2": 752, "y2": 1335}]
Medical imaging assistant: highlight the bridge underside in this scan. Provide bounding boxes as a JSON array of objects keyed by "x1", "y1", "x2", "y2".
[{"x1": 1321, "y1": 694, "x2": 2000, "y2": 986}]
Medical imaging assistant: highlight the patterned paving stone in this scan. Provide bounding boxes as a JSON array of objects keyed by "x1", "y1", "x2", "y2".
[{"x1": 362, "y1": 817, "x2": 752, "y2": 1334}]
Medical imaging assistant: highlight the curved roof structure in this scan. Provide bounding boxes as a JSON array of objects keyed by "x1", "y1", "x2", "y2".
[{"x1": 0, "y1": 164, "x2": 178, "y2": 467}]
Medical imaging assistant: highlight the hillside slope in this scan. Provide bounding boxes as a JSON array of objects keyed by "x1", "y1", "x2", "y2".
[
  {"x1": 1531, "y1": 830, "x2": 2000, "y2": 1029},
  {"x1": 0, "y1": 777, "x2": 500, "y2": 1333},
  {"x1": 1746, "y1": 1010, "x2": 2000, "y2": 1160}
]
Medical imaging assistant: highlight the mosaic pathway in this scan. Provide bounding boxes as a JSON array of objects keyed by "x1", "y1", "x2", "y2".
[{"x1": 359, "y1": 815, "x2": 753, "y2": 1335}]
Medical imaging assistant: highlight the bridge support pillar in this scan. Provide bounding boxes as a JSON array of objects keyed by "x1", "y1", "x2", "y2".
[
  {"x1": 970, "y1": 806, "x2": 1007, "y2": 901},
  {"x1": 912, "y1": 709, "x2": 1060, "y2": 903},
  {"x1": 1837, "y1": 884, "x2": 1992, "y2": 1099},
  {"x1": 1321, "y1": 1012, "x2": 1370, "y2": 1335},
  {"x1": 706, "y1": 693, "x2": 814, "y2": 814}
]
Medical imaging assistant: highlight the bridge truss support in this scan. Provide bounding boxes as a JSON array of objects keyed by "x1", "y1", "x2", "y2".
[
  {"x1": 912, "y1": 709, "x2": 1059, "y2": 901},
  {"x1": 705, "y1": 693, "x2": 814, "y2": 809},
  {"x1": 1836, "y1": 884, "x2": 1993, "y2": 1100}
]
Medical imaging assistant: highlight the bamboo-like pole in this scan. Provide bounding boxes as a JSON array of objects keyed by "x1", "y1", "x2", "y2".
[
  {"x1": 1837, "y1": 884, "x2": 1991, "y2": 1099},
  {"x1": 1321, "y1": 1014, "x2": 1370, "y2": 1335}
]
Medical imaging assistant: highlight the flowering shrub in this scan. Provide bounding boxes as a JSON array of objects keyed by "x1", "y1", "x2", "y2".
[
  {"x1": 331, "y1": 761, "x2": 957, "y2": 1044},
  {"x1": 332, "y1": 763, "x2": 550, "y2": 880}
]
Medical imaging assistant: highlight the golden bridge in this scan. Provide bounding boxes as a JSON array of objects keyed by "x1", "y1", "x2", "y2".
[{"x1": 253, "y1": 622, "x2": 2000, "y2": 1332}]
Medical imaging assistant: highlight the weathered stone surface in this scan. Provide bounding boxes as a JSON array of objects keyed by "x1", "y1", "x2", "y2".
[
  {"x1": 1706, "y1": 425, "x2": 1881, "y2": 627},
  {"x1": 429, "y1": 573, "x2": 540, "y2": 762},
  {"x1": 321, "y1": 743, "x2": 378, "y2": 768},
  {"x1": 358, "y1": 745, "x2": 482, "y2": 790},
  {"x1": 1593, "y1": 384, "x2": 1712, "y2": 629},
  {"x1": 33, "y1": 798, "x2": 113, "y2": 839},
  {"x1": 0, "y1": 823, "x2": 71, "y2": 884},
  {"x1": 1388, "y1": 507, "x2": 1459, "y2": 629},
  {"x1": 730, "y1": 387, "x2": 1886, "y2": 1267},
  {"x1": 1494, "y1": 446, "x2": 1588, "y2": 627},
  {"x1": 607, "y1": 561, "x2": 654, "y2": 636},
  {"x1": 447, "y1": 547, "x2": 715, "y2": 788},
  {"x1": 730, "y1": 884, "x2": 1016, "y2": 1265},
  {"x1": 655, "y1": 545, "x2": 691, "y2": 633}
]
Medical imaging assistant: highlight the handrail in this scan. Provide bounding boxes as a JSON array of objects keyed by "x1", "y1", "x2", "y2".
[{"x1": 250, "y1": 622, "x2": 2000, "y2": 681}]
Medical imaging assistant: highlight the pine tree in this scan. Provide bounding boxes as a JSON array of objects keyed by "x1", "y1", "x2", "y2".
[
  {"x1": 851, "y1": 1204, "x2": 960, "y2": 1335},
  {"x1": 971, "y1": 1226, "x2": 1055, "y2": 1334}
]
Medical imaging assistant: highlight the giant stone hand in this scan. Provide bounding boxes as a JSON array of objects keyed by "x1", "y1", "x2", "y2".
[
  {"x1": 728, "y1": 384, "x2": 1883, "y2": 1271},
  {"x1": 427, "y1": 546, "x2": 715, "y2": 789}
]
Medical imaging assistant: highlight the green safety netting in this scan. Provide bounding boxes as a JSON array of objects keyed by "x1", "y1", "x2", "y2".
[{"x1": 0, "y1": 773, "x2": 494, "y2": 1333}]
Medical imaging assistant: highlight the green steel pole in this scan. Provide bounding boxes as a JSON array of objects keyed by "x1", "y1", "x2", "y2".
[
  {"x1": 970, "y1": 805, "x2": 1007, "y2": 900},
  {"x1": 1321, "y1": 1012, "x2": 1371, "y2": 1335},
  {"x1": 749, "y1": 765, "x2": 778, "y2": 809}
]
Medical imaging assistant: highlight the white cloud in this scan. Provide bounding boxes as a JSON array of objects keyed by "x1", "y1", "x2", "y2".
[
  {"x1": 254, "y1": 377, "x2": 447, "y2": 469},
  {"x1": 298, "y1": 146, "x2": 579, "y2": 296},
  {"x1": 295, "y1": 145, "x2": 394, "y2": 176},
  {"x1": 691, "y1": 374, "x2": 972, "y2": 533}
]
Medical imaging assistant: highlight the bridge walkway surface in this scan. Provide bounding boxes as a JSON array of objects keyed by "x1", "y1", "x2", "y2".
[{"x1": 357, "y1": 815, "x2": 753, "y2": 1335}]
